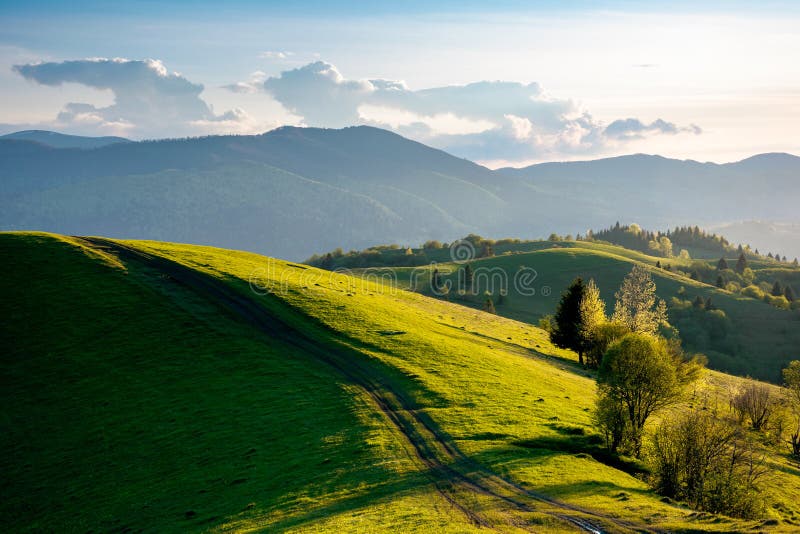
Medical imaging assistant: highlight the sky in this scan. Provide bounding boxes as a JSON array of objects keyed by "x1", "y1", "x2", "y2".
[{"x1": 0, "y1": 0, "x2": 798, "y2": 167}]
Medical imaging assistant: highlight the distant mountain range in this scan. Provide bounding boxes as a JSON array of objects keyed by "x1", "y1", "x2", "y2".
[
  {"x1": 2, "y1": 126, "x2": 799, "y2": 260},
  {"x1": 0, "y1": 130, "x2": 130, "y2": 149}
]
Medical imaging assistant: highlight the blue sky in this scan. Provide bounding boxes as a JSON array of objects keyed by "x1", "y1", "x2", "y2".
[{"x1": 1, "y1": 0, "x2": 798, "y2": 165}]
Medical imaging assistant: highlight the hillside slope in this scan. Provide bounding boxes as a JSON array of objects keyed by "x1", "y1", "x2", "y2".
[
  {"x1": 0, "y1": 233, "x2": 473, "y2": 532},
  {"x1": 343, "y1": 239, "x2": 800, "y2": 382},
  {"x1": 3, "y1": 233, "x2": 800, "y2": 531}
]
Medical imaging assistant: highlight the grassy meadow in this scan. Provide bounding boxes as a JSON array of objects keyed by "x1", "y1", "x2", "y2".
[
  {"x1": 359, "y1": 240, "x2": 800, "y2": 382},
  {"x1": 2, "y1": 232, "x2": 800, "y2": 532}
]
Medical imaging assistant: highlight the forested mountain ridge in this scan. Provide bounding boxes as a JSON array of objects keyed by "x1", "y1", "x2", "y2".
[{"x1": 2, "y1": 126, "x2": 799, "y2": 260}]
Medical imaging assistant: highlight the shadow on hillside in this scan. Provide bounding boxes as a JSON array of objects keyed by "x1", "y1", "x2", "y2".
[
  {"x1": 435, "y1": 321, "x2": 592, "y2": 374},
  {"x1": 218, "y1": 273, "x2": 454, "y2": 410},
  {"x1": 511, "y1": 429, "x2": 650, "y2": 479}
]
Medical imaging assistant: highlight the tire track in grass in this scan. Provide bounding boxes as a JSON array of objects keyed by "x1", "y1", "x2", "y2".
[{"x1": 78, "y1": 237, "x2": 656, "y2": 533}]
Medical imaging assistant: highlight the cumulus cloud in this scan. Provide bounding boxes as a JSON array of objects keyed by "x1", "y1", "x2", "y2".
[
  {"x1": 13, "y1": 57, "x2": 257, "y2": 138},
  {"x1": 253, "y1": 61, "x2": 701, "y2": 162},
  {"x1": 221, "y1": 70, "x2": 267, "y2": 94},
  {"x1": 604, "y1": 118, "x2": 702, "y2": 140}
]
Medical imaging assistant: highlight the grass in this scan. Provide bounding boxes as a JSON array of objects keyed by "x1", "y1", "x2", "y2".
[
  {"x1": 0, "y1": 232, "x2": 470, "y2": 532},
  {"x1": 371, "y1": 240, "x2": 800, "y2": 382},
  {"x1": 3, "y1": 232, "x2": 800, "y2": 532}
]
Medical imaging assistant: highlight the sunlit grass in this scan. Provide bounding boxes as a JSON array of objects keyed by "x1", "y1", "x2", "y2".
[{"x1": 3, "y1": 232, "x2": 800, "y2": 532}]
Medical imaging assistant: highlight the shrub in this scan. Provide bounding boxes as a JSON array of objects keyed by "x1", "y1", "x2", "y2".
[
  {"x1": 731, "y1": 382, "x2": 775, "y2": 431},
  {"x1": 741, "y1": 285, "x2": 764, "y2": 299},
  {"x1": 649, "y1": 409, "x2": 768, "y2": 518},
  {"x1": 594, "y1": 392, "x2": 632, "y2": 453}
]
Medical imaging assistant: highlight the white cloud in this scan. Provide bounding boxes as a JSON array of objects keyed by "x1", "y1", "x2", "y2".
[
  {"x1": 256, "y1": 60, "x2": 701, "y2": 161},
  {"x1": 358, "y1": 105, "x2": 495, "y2": 136},
  {"x1": 221, "y1": 70, "x2": 267, "y2": 94},
  {"x1": 259, "y1": 51, "x2": 293, "y2": 60},
  {"x1": 504, "y1": 114, "x2": 533, "y2": 140},
  {"x1": 12, "y1": 57, "x2": 251, "y2": 138}
]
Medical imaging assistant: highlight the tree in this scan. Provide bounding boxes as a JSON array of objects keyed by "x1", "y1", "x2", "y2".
[
  {"x1": 484, "y1": 296, "x2": 496, "y2": 314},
  {"x1": 460, "y1": 263, "x2": 474, "y2": 291},
  {"x1": 578, "y1": 279, "x2": 607, "y2": 365},
  {"x1": 612, "y1": 265, "x2": 668, "y2": 335},
  {"x1": 585, "y1": 321, "x2": 629, "y2": 369},
  {"x1": 782, "y1": 361, "x2": 800, "y2": 457},
  {"x1": 597, "y1": 333, "x2": 700, "y2": 456},
  {"x1": 731, "y1": 383, "x2": 774, "y2": 431},
  {"x1": 771, "y1": 281, "x2": 783, "y2": 297},
  {"x1": 785, "y1": 286, "x2": 796, "y2": 302},
  {"x1": 649, "y1": 236, "x2": 673, "y2": 257},
  {"x1": 716, "y1": 275, "x2": 724, "y2": 288},
  {"x1": 594, "y1": 393, "x2": 631, "y2": 453},
  {"x1": 735, "y1": 253, "x2": 748, "y2": 274},
  {"x1": 693, "y1": 295, "x2": 705, "y2": 309},
  {"x1": 679, "y1": 249, "x2": 691, "y2": 260},
  {"x1": 550, "y1": 278, "x2": 586, "y2": 365},
  {"x1": 320, "y1": 253, "x2": 334, "y2": 270},
  {"x1": 431, "y1": 268, "x2": 442, "y2": 291},
  {"x1": 717, "y1": 257, "x2": 728, "y2": 270}
]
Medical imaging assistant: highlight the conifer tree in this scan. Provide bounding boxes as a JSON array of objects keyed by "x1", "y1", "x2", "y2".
[
  {"x1": 785, "y1": 286, "x2": 796, "y2": 302},
  {"x1": 431, "y1": 268, "x2": 441, "y2": 291},
  {"x1": 772, "y1": 281, "x2": 783, "y2": 297},
  {"x1": 716, "y1": 275, "x2": 724, "y2": 288},
  {"x1": 551, "y1": 278, "x2": 586, "y2": 365},
  {"x1": 735, "y1": 252, "x2": 748, "y2": 274},
  {"x1": 460, "y1": 263, "x2": 474, "y2": 291},
  {"x1": 717, "y1": 257, "x2": 728, "y2": 270}
]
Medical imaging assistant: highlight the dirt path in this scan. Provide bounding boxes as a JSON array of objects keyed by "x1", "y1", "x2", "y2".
[{"x1": 78, "y1": 237, "x2": 656, "y2": 533}]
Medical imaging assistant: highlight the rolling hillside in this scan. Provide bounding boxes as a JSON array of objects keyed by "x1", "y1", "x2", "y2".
[
  {"x1": 3, "y1": 232, "x2": 800, "y2": 532},
  {"x1": 2, "y1": 126, "x2": 800, "y2": 260},
  {"x1": 332, "y1": 239, "x2": 800, "y2": 382}
]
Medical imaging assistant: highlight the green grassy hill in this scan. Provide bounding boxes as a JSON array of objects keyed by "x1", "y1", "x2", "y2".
[
  {"x1": 350, "y1": 240, "x2": 800, "y2": 382},
  {"x1": 2, "y1": 232, "x2": 800, "y2": 532}
]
